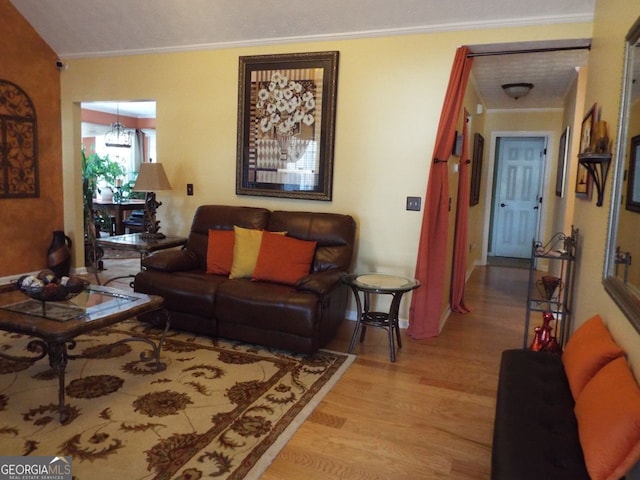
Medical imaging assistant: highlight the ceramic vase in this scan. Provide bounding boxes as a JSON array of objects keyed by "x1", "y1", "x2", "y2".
[{"x1": 47, "y1": 230, "x2": 72, "y2": 277}]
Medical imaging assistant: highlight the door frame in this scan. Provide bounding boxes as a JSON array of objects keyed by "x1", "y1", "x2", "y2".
[{"x1": 480, "y1": 130, "x2": 555, "y2": 264}]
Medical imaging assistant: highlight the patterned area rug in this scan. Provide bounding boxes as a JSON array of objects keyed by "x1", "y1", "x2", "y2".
[{"x1": 0, "y1": 320, "x2": 353, "y2": 479}]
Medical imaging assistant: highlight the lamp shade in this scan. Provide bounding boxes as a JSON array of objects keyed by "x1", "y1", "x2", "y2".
[{"x1": 132, "y1": 163, "x2": 172, "y2": 192}]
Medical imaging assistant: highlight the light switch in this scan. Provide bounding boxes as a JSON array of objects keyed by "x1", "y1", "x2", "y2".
[{"x1": 406, "y1": 196, "x2": 421, "y2": 211}]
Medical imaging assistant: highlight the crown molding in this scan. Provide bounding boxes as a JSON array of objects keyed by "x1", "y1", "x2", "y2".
[{"x1": 58, "y1": 13, "x2": 594, "y2": 59}]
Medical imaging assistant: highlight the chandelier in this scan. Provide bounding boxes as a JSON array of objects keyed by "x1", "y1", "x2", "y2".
[{"x1": 104, "y1": 104, "x2": 132, "y2": 148}]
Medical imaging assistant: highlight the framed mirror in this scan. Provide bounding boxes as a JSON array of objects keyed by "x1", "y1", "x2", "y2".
[
  {"x1": 604, "y1": 16, "x2": 640, "y2": 329},
  {"x1": 626, "y1": 135, "x2": 640, "y2": 212}
]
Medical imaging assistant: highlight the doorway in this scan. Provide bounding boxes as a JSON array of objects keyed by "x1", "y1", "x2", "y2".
[{"x1": 489, "y1": 136, "x2": 546, "y2": 259}]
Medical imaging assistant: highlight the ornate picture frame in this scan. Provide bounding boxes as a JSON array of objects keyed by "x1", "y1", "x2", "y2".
[
  {"x1": 0, "y1": 79, "x2": 39, "y2": 198},
  {"x1": 470, "y1": 133, "x2": 484, "y2": 206},
  {"x1": 236, "y1": 51, "x2": 339, "y2": 200}
]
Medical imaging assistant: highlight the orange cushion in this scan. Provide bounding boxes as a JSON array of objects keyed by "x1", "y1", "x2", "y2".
[
  {"x1": 252, "y1": 231, "x2": 317, "y2": 285},
  {"x1": 562, "y1": 314, "x2": 624, "y2": 399},
  {"x1": 229, "y1": 227, "x2": 287, "y2": 279},
  {"x1": 206, "y1": 229, "x2": 235, "y2": 275},
  {"x1": 575, "y1": 357, "x2": 640, "y2": 480}
]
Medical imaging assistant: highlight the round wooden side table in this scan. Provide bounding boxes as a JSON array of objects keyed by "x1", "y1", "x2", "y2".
[{"x1": 342, "y1": 273, "x2": 420, "y2": 362}]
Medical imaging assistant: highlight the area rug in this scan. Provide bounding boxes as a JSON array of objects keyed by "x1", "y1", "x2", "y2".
[{"x1": 0, "y1": 320, "x2": 354, "y2": 479}]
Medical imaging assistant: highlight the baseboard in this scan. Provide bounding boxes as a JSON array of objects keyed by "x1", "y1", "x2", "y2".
[{"x1": 0, "y1": 270, "x2": 39, "y2": 285}]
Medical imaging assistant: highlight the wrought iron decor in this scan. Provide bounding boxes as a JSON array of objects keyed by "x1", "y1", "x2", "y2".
[
  {"x1": 0, "y1": 80, "x2": 39, "y2": 198},
  {"x1": 236, "y1": 51, "x2": 339, "y2": 200}
]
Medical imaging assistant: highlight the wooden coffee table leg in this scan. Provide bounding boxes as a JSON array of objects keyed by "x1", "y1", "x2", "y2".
[{"x1": 47, "y1": 341, "x2": 72, "y2": 423}]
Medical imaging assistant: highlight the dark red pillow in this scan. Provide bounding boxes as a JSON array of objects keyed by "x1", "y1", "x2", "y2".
[
  {"x1": 252, "y1": 231, "x2": 317, "y2": 285},
  {"x1": 206, "y1": 229, "x2": 235, "y2": 275}
]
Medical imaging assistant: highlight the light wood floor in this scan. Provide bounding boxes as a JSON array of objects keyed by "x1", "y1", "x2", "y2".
[{"x1": 96, "y1": 254, "x2": 529, "y2": 479}]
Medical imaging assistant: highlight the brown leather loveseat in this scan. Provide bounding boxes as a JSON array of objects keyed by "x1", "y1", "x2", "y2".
[{"x1": 134, "y1": 205, "x2": 356, "y2": 354}]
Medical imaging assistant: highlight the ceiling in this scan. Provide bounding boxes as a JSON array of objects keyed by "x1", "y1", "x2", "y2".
[{"x1": 10, "y1": 0, "x2": 596, "y2": 111}]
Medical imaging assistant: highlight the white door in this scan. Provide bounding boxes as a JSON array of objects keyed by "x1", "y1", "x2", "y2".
[{"x1": 491, "y1": 137, "x2": 545, "y2": 258}]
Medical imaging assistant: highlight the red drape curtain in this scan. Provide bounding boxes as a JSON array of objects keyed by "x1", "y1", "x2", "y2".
[
  {"x1": 408, "y1": 47, "x2": 474, "y2": 339},
  {"x1": 451, "y1": 113, "x2": 471, "y2": 313}
]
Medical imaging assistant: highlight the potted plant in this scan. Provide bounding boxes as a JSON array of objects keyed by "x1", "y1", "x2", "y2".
[{"x1": 82, "y1": 150, "x2": 126, "y2": 266}]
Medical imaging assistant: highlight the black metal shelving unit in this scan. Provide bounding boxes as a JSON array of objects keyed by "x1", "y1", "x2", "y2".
[{"x1": 523, "y1": 226, "x2": 579, "y2": 349}]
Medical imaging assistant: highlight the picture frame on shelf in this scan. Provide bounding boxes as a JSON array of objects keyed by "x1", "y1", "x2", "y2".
[{"x1": 236, "y1": 51, "x2": 339, "y2": 201}]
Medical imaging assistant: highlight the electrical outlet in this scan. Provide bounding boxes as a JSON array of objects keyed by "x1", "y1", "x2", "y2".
[
  {"x1": 187, "y1": 183, "x2": 194, "y2": 196},
  {"x1": 406, "y1": 196, "x2": 421, "y2": 211}
]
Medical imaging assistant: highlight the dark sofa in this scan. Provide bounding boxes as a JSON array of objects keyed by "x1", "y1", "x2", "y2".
[
  {"x1": 491, "y1": 349, "x2": 589, "y2": 479},
  {"x1": 492, "y1": 336, "x2": 640, "y2": 480},
  {"x1": 133, "y1": 205, "x2": 356, "y2": 354}
]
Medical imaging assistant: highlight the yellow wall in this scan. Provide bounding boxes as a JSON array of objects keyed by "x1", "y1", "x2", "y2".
[
  {"x1": 461, "y1": 82, "x2": 487, "y2": 276},
  {"x1": 573, "y1": 0, "x2": 640, "y2": 373},
  {"x1": 60, "y1": 23, "x2": 590, "y2": 323},
  {"x1": 557, "y1": 68, "x2": 588, "y2": 237}
]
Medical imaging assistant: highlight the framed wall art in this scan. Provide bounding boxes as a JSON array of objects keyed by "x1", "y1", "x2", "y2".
[
  {"x1": 555, "y1": 126, "x2": 570, "y2": 197},
  {"x1": 236, "y1": 51, "x2": 339, "y2": 200},
  {"x1": 0, "y1": 79, "x2": 39, "y2": 198},
  {"x1": 469, "y1": 133, "x2": 484, "y2": 206}
]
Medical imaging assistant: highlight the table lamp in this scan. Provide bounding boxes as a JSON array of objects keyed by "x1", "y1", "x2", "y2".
[{"x1": 132, "y1": 162, "x2": 172, "y2": 239}]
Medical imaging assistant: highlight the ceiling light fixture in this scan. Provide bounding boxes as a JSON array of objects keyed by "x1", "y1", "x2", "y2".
[
  {"x1": 104, "y1": 104, "x2": 132, "y2": 148},
  {"x1": 501, "y1": 82, "x2": 534, "y2": 100}
]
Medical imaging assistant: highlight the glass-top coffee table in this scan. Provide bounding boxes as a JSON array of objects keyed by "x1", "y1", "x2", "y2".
[
  {"x1": 0, "y1": 283, "x2": 168, "y2": 422},
  {"x1": 342, "y1": 273, "x2": 420, "y2": 362},
  {"x1": 95, "y1": 232, "x2": 187, "y2": 285}
]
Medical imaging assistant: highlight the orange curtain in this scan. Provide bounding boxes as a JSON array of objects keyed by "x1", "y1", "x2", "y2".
[
  {"x1": 408, "y1": 47, "x2": 473, "y2": 339},
  {"x1": 451, "y1": 113, "x2": 471, "y2": 313}
]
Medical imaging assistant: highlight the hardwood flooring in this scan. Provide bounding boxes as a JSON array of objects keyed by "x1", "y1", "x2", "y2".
[{"x1": 95, "y1": 255, "x2": 529, "y2": 479}]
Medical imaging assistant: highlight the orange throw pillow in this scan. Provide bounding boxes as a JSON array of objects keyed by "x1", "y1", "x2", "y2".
[
  {"x1": 575, "y1": 356, "x2": 640, "y2": 480},
  {"x1": 562, "y1": 314, "x2": 624, "y2": 399},
  {"x1": 206, "y1": 229, "x2": 235, "y2": 275},
  {"x1": 252, "y1": 231, "x2": 317, "y2": 285}
]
